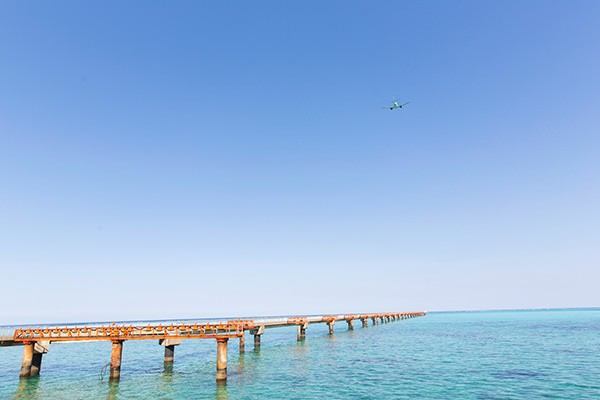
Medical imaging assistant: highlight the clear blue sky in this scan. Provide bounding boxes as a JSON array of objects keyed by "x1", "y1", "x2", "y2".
[{"x1": 1, "y1": 1, "x2": 599, "y2": 324}]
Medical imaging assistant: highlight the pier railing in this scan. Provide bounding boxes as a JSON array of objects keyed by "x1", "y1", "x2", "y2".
[{"x1": 13, "y1": 321, "x2": 248, "y2": 342}]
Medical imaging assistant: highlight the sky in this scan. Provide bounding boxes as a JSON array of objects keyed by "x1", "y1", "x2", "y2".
[{"x1": 1, "y1": 1, "x2": 599, "y2": 324}]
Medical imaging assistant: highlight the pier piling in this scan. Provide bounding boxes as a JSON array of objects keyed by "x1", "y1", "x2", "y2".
[
  {"x1": 297, "y1": 323, "x2": 307, "y2": 341},
  {"x1": 251, "y1": 325, "x2": 264, "y2": 349},
  {"x1": 29, "y1": 341, "x2": 49, "y2": 376},
  {"x1": 239, "y1": 334, "x2": 245, "y2": 353},
  {"x1": 30, "y1": 353, "x2": 43, "y2": 376},
  {"x1": 159, "y1": 339, "x2": 181, "y2": 364},
  {"x1": 216, "y1": 338, "x2": 228, "y2": 382},
  {"x1": 253, "y1": 334, "x2": 261, "y2": 348},
  {"x1": 346, "y1": 320, "x2": 354, "y2": 330},
  {"x1": 164, "y1": 345, "x2": 175, "y2": 363},
  {"x1": 19, "y1": 343, "x2": 34, "y2": 378},
  {"x1": 327, "y1": 321, "x2": 335, "y2": 335},
  {"x1": 110, "y1": 340, "x2": 124, "y2": 381}
]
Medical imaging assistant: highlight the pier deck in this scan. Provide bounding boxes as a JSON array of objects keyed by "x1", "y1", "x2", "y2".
[{"x1": 3, "y1": 311, "x2": 425, "y2": 381}]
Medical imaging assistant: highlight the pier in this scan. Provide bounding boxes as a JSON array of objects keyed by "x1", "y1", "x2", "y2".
[{"x1": 3, "y1": 311, "x2": 425, "y2": 382}]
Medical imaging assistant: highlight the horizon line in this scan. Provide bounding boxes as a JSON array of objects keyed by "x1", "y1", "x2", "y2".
[{"x1": 1, "y1": 306, "x2": 599, "y2": 329}]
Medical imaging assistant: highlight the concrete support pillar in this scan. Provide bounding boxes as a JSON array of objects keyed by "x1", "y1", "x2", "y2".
[
  {"x1": 164, "y1": 345, "x2": 175, "y2": 363},
  {"x1": 30, "y1": 353, "x2": 43, "y2": 377},
  {"x1": 297, "y1": 324, "x2": 307, "y2": 341},
  {"x1": 159, "y1": 339, "x2": 181, "y2": 364},
  {"x1": 252, "y1": 325, "x2": 264, "y2": 349},
  {"x1": 239, "y1": 334, "x2": 245, "y2": 353},
  {"x1": 20, "y1": 341, "x2": 49, "y2": 377},
  {"x1": 19, "y1": 343, "x2": 34, "y2": 378},
  {"x1": 361, "y1": 318, "x2": 368, "y2": 328},
  {"x1": 216, "y1": 338, "x2": 228, "y2": 382},
  {"x1": 346, "y1": 320, "x2": 354, "y2": 330},
  {"x1": 327, "y1": 321, "x2": 335, "y2": 335},
  {"x1": 110, "y1": 340, "x2": 124, "y2": 381}
]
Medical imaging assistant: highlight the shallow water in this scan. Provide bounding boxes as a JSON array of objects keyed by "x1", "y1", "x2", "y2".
[{"x1": 1, "y1": 309, "x2": 599, "y2": 399}]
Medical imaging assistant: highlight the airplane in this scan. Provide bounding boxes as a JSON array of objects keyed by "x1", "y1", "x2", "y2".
[{"x1": 384, "y1": 100, "x2": 410, "y2": 110}]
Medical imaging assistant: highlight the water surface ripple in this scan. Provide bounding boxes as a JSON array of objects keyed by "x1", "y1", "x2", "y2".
[{"x1": 1, "y1": 309, "x2": 599, "y2": 399}]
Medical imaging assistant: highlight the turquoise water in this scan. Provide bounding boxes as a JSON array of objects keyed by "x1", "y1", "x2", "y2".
[{"x1": 1, "y1": 309, "x2": 599, "y2": 399}]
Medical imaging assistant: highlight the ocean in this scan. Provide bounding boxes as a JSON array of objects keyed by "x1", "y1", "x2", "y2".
[{"x1": 1, "y1": 309, "x2": 599, "y2": 399}]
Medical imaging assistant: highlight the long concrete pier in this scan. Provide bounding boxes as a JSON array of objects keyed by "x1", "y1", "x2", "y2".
[{"x1": 4, "y1": 311, "x2": 425, "y2": 382}]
